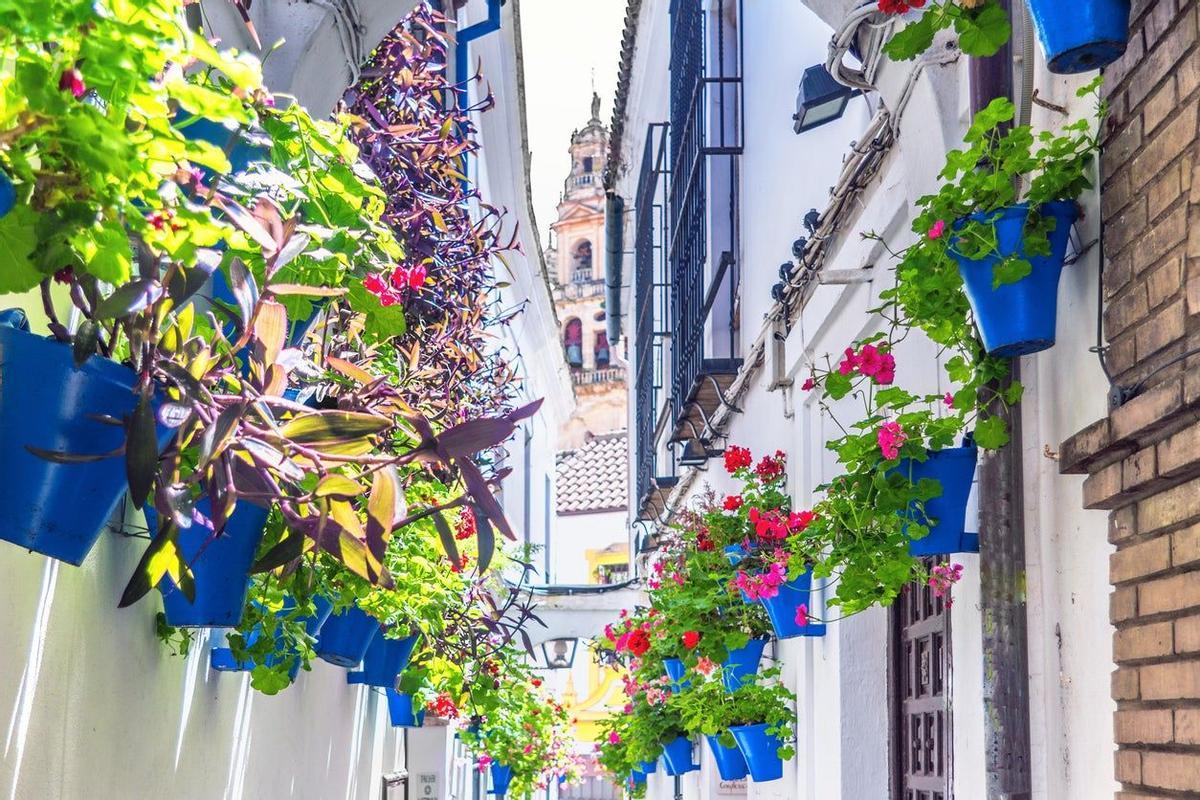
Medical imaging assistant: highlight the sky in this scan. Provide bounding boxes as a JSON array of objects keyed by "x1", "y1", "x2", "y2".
[{"x1": 519, "y1": 0, "x2": 627, "y2": 249}]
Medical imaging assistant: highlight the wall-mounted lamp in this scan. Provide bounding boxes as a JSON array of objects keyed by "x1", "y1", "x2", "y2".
[
  {"x1": 678, "y1": 439, "x2": 723, "y2": 467},
  {"x1": 791, "y1": 237, "x2": 807, "y2": 258},
  {"x1": 793, "y1": 64, "x2": 859, "y2": 134},
  {"x1": 541, "y1": 637, "x2": 580, "y2": 670}
]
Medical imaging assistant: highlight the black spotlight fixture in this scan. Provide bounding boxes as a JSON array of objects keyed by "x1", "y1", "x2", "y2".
[
  {"x1": 791, "y1": 237, "x2": 807, "y2": 258},
  {"x1": 793, "y1": 64, "x2": 858, "y2": 134},
  {"x1": 771, "y1": 282, "x2": 787, "y2": 303},
  {"x1": 779, "y1": 262, "x2": 795, "y2": 282}
]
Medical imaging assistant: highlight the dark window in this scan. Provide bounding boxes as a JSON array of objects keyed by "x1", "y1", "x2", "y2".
[
  {"x1": 572, "y1": 240, "x2": 593, "y2": 283},
  {"x1": 582, "y1": 156, "x2": 594, "y2": 173},
  {"x1": 564, "y1": 318, "x2": 583, "y2": 368},
  {"x1": 594, "y1": 330, "x2": 611, "y2": 367}
]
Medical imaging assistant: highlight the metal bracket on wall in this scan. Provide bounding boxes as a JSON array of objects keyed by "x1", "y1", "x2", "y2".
[{"x1": 818, "y1": 268, "x2": 873, "y2": 285}]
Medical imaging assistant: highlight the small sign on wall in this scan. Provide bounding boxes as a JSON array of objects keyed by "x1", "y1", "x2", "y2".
[
  {"x1": 416, "y1": 772, "x2": 438, "y2": 799},
  {"x1": 717, "y1": 779, "x2": 748, "y2": 795}
]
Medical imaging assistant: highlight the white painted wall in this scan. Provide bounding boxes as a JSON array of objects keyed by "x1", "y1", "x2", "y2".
[
  {"x1": 552, "y1": 510, "x2": 628, "y2": 585},
  {"x1": 0, "y1": 525, "x2": 407, "y2": 800},
  {"x1": 618, "y1": 1, "x2": 1116, "y2": 799}
]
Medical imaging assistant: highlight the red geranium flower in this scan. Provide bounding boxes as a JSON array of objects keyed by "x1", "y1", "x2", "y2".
[
  {"x1": 723, "y1": 445, "x2": 752, "y2": 473},
  {"x1": 682, "y1": 631, "x2": 701, "y2": 649},
  {"x1": 627, "y1": 629, "x2": 651, "y2": 657},
  {"x1": 723, "y1": 495, "x2": 744, "y2": 511}
]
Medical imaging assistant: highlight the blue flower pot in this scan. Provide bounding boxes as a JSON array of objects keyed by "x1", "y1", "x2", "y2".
[
  {"x1": 759, "y1": 567, "x2": 826, "y2": 639},
  {"x1": 210, "y1": 595, "x2": 334, "y2": 678},
  {"x1": 347, "y1": 632, "x2": 419, "y2": 687},
  {"x1": 159, "y1": 498, "x2": 271, "y2": 627},
  {"x1": 950, "y1": 201, "x2": 1078, "y2": 357},
  {"x1": 0, "y1": 316, "x2": 174, "y2": 565},
  {"x1": 730, "y1": 723, "x2": 785, "y2": 782},
  {"x1": 628, "y1": 770, "x2": 647, "y2": 788},
  {"x1": 899, "y1": 444, "x2": 979, "y2": 556},
  {"x1": 663, "y1": 658, "x2": 690, "y2": 693},
  {"x1": 1027, "y1": 0, "x2": 1131, "y2": 73},
  {"x1": 725, "y1": 545, "x2": 758, "y2": 603},
  {"x1": 177, "y1": 114, "x2": 265, "y2": 176},
  {"x1": 638, "y1": 758, "x2": 658, "y2": 774},
  {"x1": 661, "y1": 735, "x2": 698, "y2": 776},
  {"x1": 0, "y1": 169, "x2": 14, "y2": 217},
  {"x1": 315, "y1": 606, "x2": 380, "y2": 667},
  {"x1": 488, "y1": 763, "x2": 513, "y2": 796},
  {"x1": 705, "y1": 735, "x2": 750, "y2": 781},
  {"x1": 386, "y1": 689, "x2": 426, "y2": 727},
  {"x1": 721, "y1": 638, "x2": 767, "y2": 692}
]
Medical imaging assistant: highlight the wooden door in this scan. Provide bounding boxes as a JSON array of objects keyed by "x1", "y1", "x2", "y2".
[{"x1": 894, "y1": 568, "x2": 952, "y2": 800}]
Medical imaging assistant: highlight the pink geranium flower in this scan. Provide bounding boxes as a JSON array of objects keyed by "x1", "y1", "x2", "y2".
[
  {"x1": 877, "y1": 421, "x2": 907, "y2": 460},
  {"x1": 795, "y1": 604, "x2": 809, "y2": 627},
  {"x1": 928, "y1": 219, "x2": 946, "y2": 239}
]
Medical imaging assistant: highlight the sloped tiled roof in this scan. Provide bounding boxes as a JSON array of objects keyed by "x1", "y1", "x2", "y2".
[{"x1": 556, "y1": 430, "x2": 629, "y2": 514}]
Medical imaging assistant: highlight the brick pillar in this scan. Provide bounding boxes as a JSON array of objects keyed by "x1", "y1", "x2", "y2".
[{"x1": 1059, "y1": 0, "x2": 1200, "y2": 796}]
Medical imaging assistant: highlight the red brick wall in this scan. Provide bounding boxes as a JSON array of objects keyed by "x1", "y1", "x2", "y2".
[{"x1": 1060, "y1": 0, "x2": 1200, "y2": 795}]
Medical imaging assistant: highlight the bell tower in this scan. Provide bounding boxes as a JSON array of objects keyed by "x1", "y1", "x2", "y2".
[{"x1": 548, "y1": 93, "x2": 625, "y2": 448}]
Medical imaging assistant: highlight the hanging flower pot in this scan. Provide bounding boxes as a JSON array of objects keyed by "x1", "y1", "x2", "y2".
[
  {"x1": 638, "y1": 758, "x2": 658, "y2": 774},
  {"x1": 1026, "y1": 0, "x2": 1131, "y2": 73},
  {"x1": 210, "y1": 596, "x2": 334, "y2": 679},
  {"x1": 898, "y1": 443, "x2": 979, "y2": 556},
  {"x1": 158, "y1": 498, "x2": 271, "y2": 627},
  {"x1": 660, "y1": 735, "x2": 698, "y2": 776},
  {"x1": 315, "y1": 606, "x2": 381, "y2": 667},
  {"x1": 385, "y1": 689, "x2": 426, "y2": 728},
  {"x1": 724, "y1": 545, "x2": 757, "y2": 603},
  {"x1": 488, "y1": 763, "x2": 513, "y2": 796},
  {"x1": 0, "y1": 169, "x2": 14, "y2": 218},
  {"x1": 663, "y1": 658, "x2": 691, "y2": 693},
  {"x1": 730, "y1": 723, "x2": 785, "y2": 782},
  {"x1": 721, "y1": 638, "x2": 767, "y2": 692},
  {"x1": 0, "y1": 313, "x2": 173, "y2": 565},
  {"x1": 705, "y1": 734, "x2": 750, "y2": 781},
  {"x1": 759, "y1": 566, "x2": 826, "y2": 639},
  {"x1": 950, "y1": 201, "x2": 1079, "y2": 357},
  {"x1": 347, "y1": 631, "x2": 419, "y2": 687}
]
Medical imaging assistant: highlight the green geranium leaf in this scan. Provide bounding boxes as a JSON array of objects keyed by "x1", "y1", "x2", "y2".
[
  {"x1": 956, "y1": 2, "x2": 1011, "y2": 58},
  {"x1": 824, "y1": 370, "x2": 853, "y2": 400},
  {"x1": 0, "y1": 205, "x2": 45, "y2": 293},
  {"x1": 992, "y1": 255, "x2": 1032, "y2": 288},
  {"x1": 348, "y1": 281, "x2": 407, "y2": 341},
  {"x1": 883, "y1": 13, "x2": 938, "y2": 61},
  {"x1": 973, "y1": 414, "x2": 1010, "y2": 450}
]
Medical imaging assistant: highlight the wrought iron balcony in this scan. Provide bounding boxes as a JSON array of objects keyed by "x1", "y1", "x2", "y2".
[
  {"x1": 552, "y1": 279, "x2": 605, "y2": 301},
  {"x1": 667, "y1": 0, "x2": 743, "y2": 452},
  {"x1": 633, "y1": 122, "x2": 674, "y2": 520},
  {"x1": 571, "y1": 367, "x2": 623, "y2": 387}
]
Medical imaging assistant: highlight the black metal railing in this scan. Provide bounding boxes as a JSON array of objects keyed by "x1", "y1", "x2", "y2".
[
  {"x1": 634, "y1": 122, "x2": 671, "y2": 511},
  {"x1": 667, "y1": 0, "x2": 742, "y2": 428}
]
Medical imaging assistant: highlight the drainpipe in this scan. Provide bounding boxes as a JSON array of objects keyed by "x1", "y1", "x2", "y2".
[
  {"x1": 605, "y1": 193, "x2": 625, "y2": 346},
  {"x1": 970, "y1": 2, "x2": 1033, "y2": 798}
]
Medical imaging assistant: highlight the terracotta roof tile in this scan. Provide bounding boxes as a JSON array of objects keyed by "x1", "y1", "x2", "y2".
[{"x1": 555, "y1": 430, "x2": 629, "y2": 514}]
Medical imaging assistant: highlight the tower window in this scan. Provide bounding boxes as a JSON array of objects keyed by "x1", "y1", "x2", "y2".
[
  {"x1": 572, "y1": 241, "x2": 593, "y2": 283},
  {"x1": 582, "y1": 156, "x2": 594, "y2": 173},
  {"x1": 594, "y1": 330, "x2": 611, "y2": 368},
  {"x1": 564, "y1": 318, "x2": 583, "y2": 368}
]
